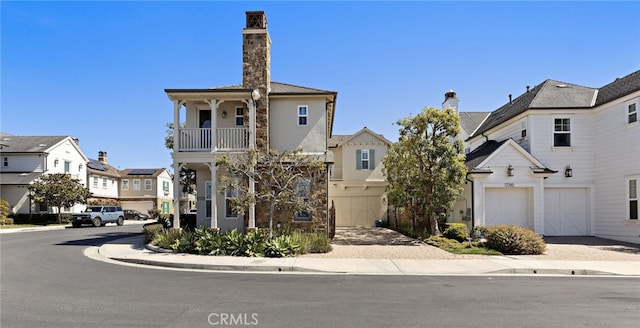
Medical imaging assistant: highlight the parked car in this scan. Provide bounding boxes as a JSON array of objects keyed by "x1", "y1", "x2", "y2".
[
  {"x1": 188, "y1": 209, "x2": 197, "y2": 215},
  {"x1": 123, "y1": 209, "x2": 150, "y2": 221},
  {"x1": 72, "y1": 206, "x2": 125, "y2": 228}
]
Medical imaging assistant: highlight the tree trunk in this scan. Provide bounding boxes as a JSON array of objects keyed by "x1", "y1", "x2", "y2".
[{"x1": 269, "y1": 202, "x2": 275, "y2": 239}]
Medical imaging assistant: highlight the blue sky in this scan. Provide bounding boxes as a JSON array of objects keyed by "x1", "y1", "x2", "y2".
[{"x1": 2, "y1": 1, "x2": 639, "y2": 171}]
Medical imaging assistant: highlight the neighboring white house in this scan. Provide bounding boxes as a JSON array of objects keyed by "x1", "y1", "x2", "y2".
[
  {"x1": 86, "y1": 151, "x2": 120, "y2": 205},
  {"x1": 328, "y1": 127, "x2": 392, "y2": 227},
  {"x1": 457, "y1": 70, "x2": 640, "y2": 243},
  {"x1": 0, "y1": 135, "x2": 89, "y2": 214},
  {"x1": 164, "y1": 11, "x2": 337, "y2": 232}
]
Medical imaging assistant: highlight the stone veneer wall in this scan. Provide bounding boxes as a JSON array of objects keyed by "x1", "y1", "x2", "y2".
[
  {"x1": 242, "y1": 31, "x2": 270, "y2": 153},
  {"x1": 254, "y1": 166, "x2": 328, "y2": 233}
]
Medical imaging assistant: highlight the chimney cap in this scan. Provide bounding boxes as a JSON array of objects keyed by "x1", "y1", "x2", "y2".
[{"x1": 246, "y1": 11, "x2": 267, "y2": 29}]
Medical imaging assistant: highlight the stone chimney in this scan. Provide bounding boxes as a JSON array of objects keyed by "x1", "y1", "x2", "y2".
[
  {"x1": 442, "y1": 90, "x2": 459, "y2": 114},
  {"x1": 98, "y1": 151, "x2": 108, "y2": 164},
  {"x1": 242, "y1": 11, "x2": 271, "y2": 152}
]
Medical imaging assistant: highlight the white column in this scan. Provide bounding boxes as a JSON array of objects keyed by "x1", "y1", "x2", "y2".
[
  {"x1": 172, "y1": 163, "x2": 182, "y2": 228},
  {"x1": 212, "y1": 163, "x2": 218, "y2": 229},
  {"x1": 172, "y1": 100, "x2": 182, "y2": 152}
]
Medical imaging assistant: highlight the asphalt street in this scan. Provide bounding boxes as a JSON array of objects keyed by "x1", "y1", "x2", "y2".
[{"x1": 1, "y1": 225, "x2": 639, "y2": 328}]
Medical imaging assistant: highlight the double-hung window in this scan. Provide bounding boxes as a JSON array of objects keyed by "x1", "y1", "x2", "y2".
[
  {"x1": 356, "y1": 149, "x2": 375, "y2": 170},
  {"x1": 298, "y1": 106, "x2": 308, "y2": 126},
  {"x1": 122, "y1": 179, "x2": 129, "y2": 191},
  {"x1": 225, "y1": 187, "x2": 238, "y2": 218},
  {"x1": 145, "y1": 179, "x2": 152, "y2": 191},
  {"x1": 102, "y1": 177, "x2": 107, "y2": 188},
  {"x1": 628, "y1": 103, "x2": 637, "y2": 124},
  {"x1": 294, "y1": 179, "x2": 311, "y2": 221},
  {"x1": 64, "y1": 161, "x2": 71, "y2": 174},
  {"x1": 93, "y1": 176, "x2": 99, "y2": 188},
  {"x1": 521, "y1": 121, "x2": 527, "y2": 139},
  {"x1": 133, "y1": 179, "x2": 141, "y2": 191},
  {"x1": 235, "y1": 107, "x2": 244, "y2": 126},
  {"x1": 3, "y1": 157, "x2": 7, "y2": 167},
  {"x1": 553, "y1": 118, "x2": 571, "y2": 147},
  {"x1": 629, "y1": 177, "x2": 638, "y2": 220}
]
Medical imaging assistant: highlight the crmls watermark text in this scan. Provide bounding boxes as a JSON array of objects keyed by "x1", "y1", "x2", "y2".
[{"x1": 208, "y1": 312, "x2": 259, "y2": 326}]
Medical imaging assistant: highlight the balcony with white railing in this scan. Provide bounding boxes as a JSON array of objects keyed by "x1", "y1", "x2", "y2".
[{"x1": 178, "y1": 127, "x2": 249, "y2": 152}]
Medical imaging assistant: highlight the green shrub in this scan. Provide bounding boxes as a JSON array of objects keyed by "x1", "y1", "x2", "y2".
[
  {"x1": 471, "y1": 225, "x2": 488, "y2": 240},
  {"x1": 221, "y1": 229, "x2": 247, "y2": 256},
  {"x1": 148, "y1": 208, "x2": 161, "y2": 219},
  {"x1": 486, "y1": 225, "x2": 546, "y2": 255},
  {"x1": 142, "y1": 222, "x2": 164, "y2": 243},
  {"x1": 305, "y1": 232, "x2": 332, "y2": 253},
  {"x1": 172, "y1": 230, "x2": 198, "y2": 253},
  {"x1": 264, "y1": 235, "x2": 299, "y2": 258},
  {"x1": 0, "y1": 199, "x2": 9, "y2": 220},
  {"x1": 443, "y1": 223, "x2": 469, "y2": 242},
  {"x1": 153, "y1": 228, "x2": 182, "y2": 250},
  {"x1": 194, "y1": 227, "x2": 224, "y2": 255},
  {"x1": 243, "y1": 229, "x2": 267, "y2": 257},
  {"x1": 425, "y1": 235, "x2": 502, "y2": 255},
  {"x1": 0, "y1": 217, "x2": 14, "y2": 225}
]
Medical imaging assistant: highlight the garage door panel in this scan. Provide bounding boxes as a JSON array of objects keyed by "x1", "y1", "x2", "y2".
[
  {"x1": 485, "y1": 188, "x2": 529, "y2": 228},
  {"x1": 333, "y1": 196, "x2": 382, "y2": 227},
  {"x1": 121, "y1": 201, "x2": 154, "y2": 214},
  {"x1": 544, "y1": 188, "x2": 588, "y2": 236}
]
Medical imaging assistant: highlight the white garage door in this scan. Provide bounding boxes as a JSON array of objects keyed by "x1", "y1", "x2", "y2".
[
  {"x1": 120, "y1": 201, "x2": 154, "y2": 215},
  {"x1": 544, "y1": 188, "x2": 588, "y2": 236},
  {"x1": 485, "y1": 188, "x2": 531, "y2": 229},
  {"x1": 333, "y1": 196, "x2": 382, "y2": 227}
]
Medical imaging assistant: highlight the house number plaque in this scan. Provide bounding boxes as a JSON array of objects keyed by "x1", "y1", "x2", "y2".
[{"x1": 504, "y1": 183, "x2": 515, "y2": 187}]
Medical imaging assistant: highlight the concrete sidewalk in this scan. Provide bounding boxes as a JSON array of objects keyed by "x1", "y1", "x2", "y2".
[{"x1": 96, "y1": 236, "x2": 640, "y2": 276}]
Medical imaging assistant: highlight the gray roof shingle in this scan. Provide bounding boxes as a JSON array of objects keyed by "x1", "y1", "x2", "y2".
[
  {"x1": 595, "y1": 70, "x2": 640, "y2": 106},
  {"x1": 459, "y1": 112, "x2": 490, "y2": 135},
  {"x1": 0, "y1": 136, "x2": 69, "y2": 153}
]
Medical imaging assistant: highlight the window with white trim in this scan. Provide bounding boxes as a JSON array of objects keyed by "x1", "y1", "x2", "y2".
[
  {"x1": 133, "y1": 179, "x2": 141, "y2": 191},
  {"x1": 205, "y1": 181, "x2": 212, "y2": 218},
  {"x1": 520, "y1": 121, "x2": 527, "y2": 138},
  {"x1": 144, "y1": 179, "x2": 152, "y2": 191},
  {"x1": 3, "y1": 157, "x2": 7, "y2": 167},
  {"x1": 356, "y1": 149, "x2": 375, "y2": 170},
  {"x1": 64, "y1": 161, "x2": 71, "y2": 173},
  {"x1": 553, "y1": 118, "x2": 571, "y2": 147},
  {"x1": 235, "y1": 107, "x2": 244, "y2": 126},
  {"x1": 162, "y1": 181, "x2": 170, "y2": 192},
  {"x1": 93, "y1": 176, "x2": 98, "y2": 188},
  {"x1": 628, "y1": 177, "x2": 638, "y2": 220},
  {"x1": 298, "y1": 106, "x2": 308, "y2": 126},
  {"x1": 294, "y1": 179, "x2": 311, "y2": 221},
  {"x1": 225, "y1": 187, "x2": 238, "y2": 218},
  {"x1": 122, "y1": 179, "x2": 129, "y2": 190},
  {"x1": 102, "y1": 177, "x2": 107, "y2": 188},
  {"x1": 628, "y1": 103, "x2": 637, "y2": 124}
]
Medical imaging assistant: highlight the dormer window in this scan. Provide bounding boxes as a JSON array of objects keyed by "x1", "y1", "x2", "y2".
[
  {"x1": 553, "y1": 118, "x2": 571, "y2": 147},
  {"x1": 628, "y1": 103, "x2": 637, "y2": 124}
]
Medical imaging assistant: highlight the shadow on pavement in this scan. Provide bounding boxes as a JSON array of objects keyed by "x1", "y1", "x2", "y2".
[
  {"x1": 55, "y1": 232, "x2": 143, "y2": 248},
  {"x1": 331, "y1": 227, "x2": 422, "y2": 246},
  {"x1": 543, "y1": 236, "x2": 640, "y2": 255}
]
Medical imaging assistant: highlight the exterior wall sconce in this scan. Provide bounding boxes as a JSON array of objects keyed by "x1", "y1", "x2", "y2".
[
  {"x1": 54, "y1": 159, "x2": 59, "y2": 167},
  {"x1": 507, "y1": 164, "x2": 514, "y2": 176},
  {"x1": 565, "y1": 165, "x2": 573, "y2": 178},
  {"x1": 221, "y1": 110, "x2": 227, "y2": 118}
]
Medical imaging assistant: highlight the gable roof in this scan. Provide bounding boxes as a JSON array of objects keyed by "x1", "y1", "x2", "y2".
[
  {"x1": 327, "y1": 127, "x2": 392, "y2": 148},
  {"x1": 459, "y1": 112, "x2": 490, "y2": 135},
  {"x1": 595, "y1": 70, "x2": 640, "y2": 106},
  {"x1": 465, "y1": 139, "x2": 555, "y2": 175},
  {"x1": 0, "y1": 136, "x2": 70, "y2": 153},
  {"x1": 472, "y1": 80, "x2": 597, "y2": 137},
  {"x1": 87, "y1": 159, "x2": 121, "y2": 178}
]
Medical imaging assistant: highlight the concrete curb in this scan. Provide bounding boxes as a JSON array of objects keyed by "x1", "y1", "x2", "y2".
[{"x1": 95, "y1": 236, "x2": 640, "y2": 276}]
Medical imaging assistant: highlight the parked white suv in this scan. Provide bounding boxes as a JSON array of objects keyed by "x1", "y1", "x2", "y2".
[{"x1": 72, "y1": 206, "x2": 125, "y2": 228}]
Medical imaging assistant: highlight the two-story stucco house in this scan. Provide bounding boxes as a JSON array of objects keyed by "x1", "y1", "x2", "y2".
[
  {"x1": 0, "y1": 134, "x2": 89, "y2": 214},
  {"x1": 119, "y1": 168, "x2": 174, "y2": 215},
  {"x1": 328, "y1": 127, "x2": 391, "y2": 227},
  {"x1": 453, "y1": 70, "x2": 640, "y2": 243},
  {"x1": 165, "y1": 11, "x2": 337, "y2": 232}
]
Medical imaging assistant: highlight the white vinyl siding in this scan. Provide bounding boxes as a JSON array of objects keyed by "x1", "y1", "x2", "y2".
[
  {"x1": 628, "y1": 103, "x2": 637, "y2": 124},
  {"x1": 628, "y1": 177, "x2": 638, "y2": 220}
]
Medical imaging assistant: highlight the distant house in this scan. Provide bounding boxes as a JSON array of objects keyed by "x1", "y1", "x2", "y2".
[
  {"x1": 164, "y1": 11, "x2": 337, "y2": 232},
  {"x1": 86, "y1": 151, "x2": 120, "y2": 206},
  {"x1": 119, "y1": 168, "x2": 174, "y2": 215},
  {"x1": 454, "y1": 70, "x2": 640, "y2": 243},
  {"x1": 0, "y1": 135, "x2": 89, "y2": 214},
  {"x1": 328, "y1": 127, "x2": 391, "y2": 227}
]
